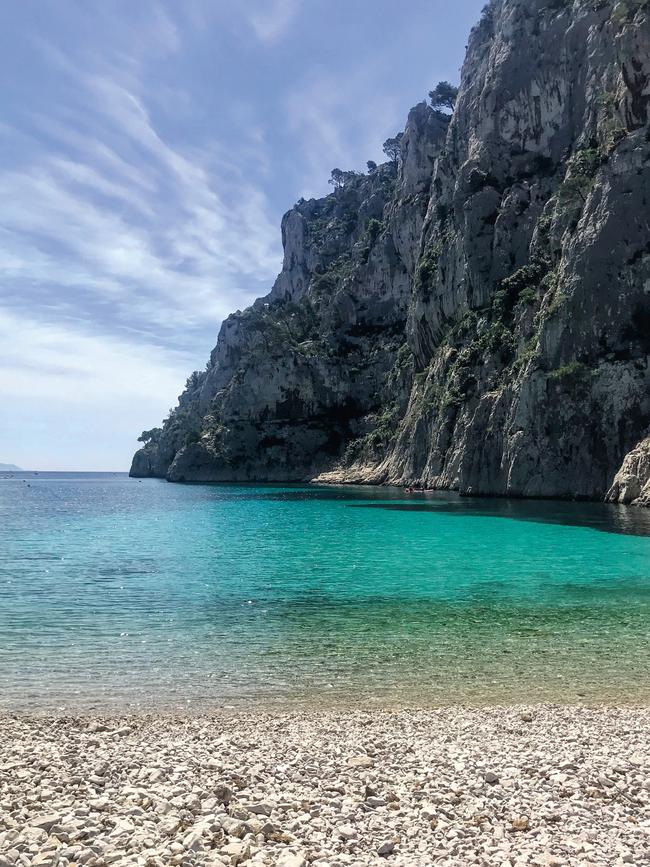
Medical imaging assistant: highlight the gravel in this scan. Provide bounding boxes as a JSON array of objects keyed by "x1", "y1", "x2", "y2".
[{"x1": 1, "y1": 705, "x2": 649, "y2": 866}]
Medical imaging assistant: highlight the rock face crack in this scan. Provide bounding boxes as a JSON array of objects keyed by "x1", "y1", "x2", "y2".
[{"x1": 131, "y1": 0, "x2": 650, "y2": 504}]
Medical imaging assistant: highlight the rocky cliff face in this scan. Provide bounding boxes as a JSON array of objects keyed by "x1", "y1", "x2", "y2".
[{"x1": 132, "y1": 0, "x2": 650, "y2": 503}]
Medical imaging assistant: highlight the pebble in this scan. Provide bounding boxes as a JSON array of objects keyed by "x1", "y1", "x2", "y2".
[
  {"x1": 29, "y1": 814, "x2": 60, "y2": 832},
  {"x1": 215, "y1": 785, "x2": 233, "y2": 804},
  {"x1": 247, "y1": 803, "x2": 273, "y2": 816},
  {"x1": 222, "y1": 841, "x2": 250, "y2": 864},
  {"x1": 113, "y1": 726, "x2": 132, "y2": 737},
  {"x1": 366, "y1": 796, "x2": 386, "y2": 807},
  {"x1": 377, "y1": 840, "x2": 395, "y2": 855},
  {"x1": 0, "y1": 707, "x2": 648, "y2": 867},
  {"x1": 275, "y1": 852, "x2": 307, "y2": 867},
  {"x1": 510, "y1": 815, "x2": 530, "y2": 831},
  {"x1": 347, "y1": 755, "x2": 374, "y2": 768}
]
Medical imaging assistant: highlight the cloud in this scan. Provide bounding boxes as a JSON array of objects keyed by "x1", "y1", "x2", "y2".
[
  {"x1": 0, "y1": 308, "x2": 197, "y2": 471},
  {"x1": 246, "y1": 0, "x2": 302, "y2": 43},
  {"x1": 1, "y1": 69, "x2": 282, "y2": 338},
  {"x1": 149, "y1": 2, "x2": 182, "y2": 55},
  {"x1": 0, "y1": 308, "x2": 192, "y2": 405},
  {"x1": 283, "y1": 64, "x2": 404, "y2": 197},
  {"x1": 0, "y1": 0, "x2": 295, "y2": 469}
]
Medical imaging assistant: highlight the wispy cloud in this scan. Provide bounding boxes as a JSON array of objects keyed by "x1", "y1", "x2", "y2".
[
  {"x1": 1, "y1": 67, "x2": 282, "y2": 336},
  {"x1": 246, "y1": 0, "x2": 302, "y2": 43},
  {"x1": 0, "y1": 308, "x2": 194, "y2": 471},
  {"x1": 284, "y1": 64, "x2": 405, "y2": 197},
  {"x1": 0, "y1": 0, "x2": 288, "y2": 468},
  {"x1": 0, "y1": 309, "x2": 191, "y2": 405}
]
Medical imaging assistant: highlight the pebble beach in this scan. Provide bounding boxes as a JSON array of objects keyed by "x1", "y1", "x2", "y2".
[{"x1": 2, "y1": 706, "x2": 649, "y2": 867}]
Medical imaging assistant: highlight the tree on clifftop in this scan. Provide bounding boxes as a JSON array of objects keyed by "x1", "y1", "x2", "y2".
[
  {"x1": 429, "y1": 81, "x2": 458, "y2": 112},
  {"x1": 138, "y1": 427, "x2": 162, "y2": 445},
  {"x1": 329, "y1": 168, "x2": 361, "y2": 190},
  {"x1": 382, "y1": 133, "x2": 403, "y2": 166}
]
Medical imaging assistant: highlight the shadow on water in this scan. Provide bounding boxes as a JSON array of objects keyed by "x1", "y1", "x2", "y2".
[
  {"x1": 7, "y1": 475, "x2": 650, "y2": 537},
  {"x1": 345, "y1": 492, "x2": 650, "y2": 537},
  {"x1": 184, "y1": 482, "x2": 650, "y2": 537}
]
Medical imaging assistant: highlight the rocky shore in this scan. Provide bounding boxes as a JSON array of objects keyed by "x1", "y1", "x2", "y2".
[{"x1": 1, "y1": 706, "x2": 649, "y2": 867}]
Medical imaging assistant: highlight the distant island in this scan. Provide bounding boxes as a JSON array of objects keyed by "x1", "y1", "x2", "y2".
[{"x1": 0, "y1": 463, "x2": 22, "y2": 471}]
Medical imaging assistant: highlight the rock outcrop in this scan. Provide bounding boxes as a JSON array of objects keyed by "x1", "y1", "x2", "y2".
[
  {"x1": 606, "y1": 435, "x2": 650, "y2": 505},
  {"x1": 132, "y1": 0, "x2": 650, "y2": 504}
]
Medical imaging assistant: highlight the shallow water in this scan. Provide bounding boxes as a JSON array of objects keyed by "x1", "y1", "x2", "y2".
[{"x1": 1, "y1": 473, "x2": 650, "y2": 710}]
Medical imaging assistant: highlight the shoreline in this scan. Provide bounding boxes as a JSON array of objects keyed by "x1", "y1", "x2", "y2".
[
  {"x1": 2, "y1": 705, "x2": 648, "y2": 866},
  {"x1": 4, "y1": 696, "x2": 650, "y2": 719},
  {"x1": 4, "y1": 684, "x2": 650, "y2": 718}
]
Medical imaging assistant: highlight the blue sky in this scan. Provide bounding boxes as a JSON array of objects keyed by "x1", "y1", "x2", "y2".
[{"x1": 0, "y1": 0, "x2": 484, "y2": 470}]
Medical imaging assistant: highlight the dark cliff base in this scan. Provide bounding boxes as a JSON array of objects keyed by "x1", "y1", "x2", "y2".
[{"x1": 132, "y1": 0, "x2": 650, "y2": 508}]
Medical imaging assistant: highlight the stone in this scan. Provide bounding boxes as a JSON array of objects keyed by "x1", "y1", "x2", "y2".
[
  {"x1": 160, "y1": 816, "x2": 182, "y2": 836},
  {"x1": 606, "y1": 436, "x2": 650, "y2": 506},
  {"x1": 346, "y1": 756, "x2": 374, "y2": 769},
  {"x1": 247, "y1": 802, "x2": 273, "y2": 817},
  {"x1": 183, "y1": 831, "x2": 204, "y2": 852},
  {"x1": 510, "y1": 816, "x2": 530, "y2": 831},
  {"x1": 221, "y1": 841, "x2": 251, "y2": 865},
  {"x1": 365, "y1": 797, "x2": 387, "y2": 807},
  {"x1": 215, "y1": 785, "x2": 233, "y2": 805},
  {"x1": 30, "y1": 815, "x2": 60, "y2": 833},
  {"x1": 5, "y1": 702, "x2": 650, "y2": 867},
  {"x1": 275, "y1": 852, "x2": 307, "y2": 867},
  {"x1": 377, "y1": 840, "x2": 395, "y2": 856},
  {"x1": 220, "y1": 818, "x2": 247, "y2": 838},
  {"x1": 484, "y1": 771, "x2": 499, "y2": 785}
]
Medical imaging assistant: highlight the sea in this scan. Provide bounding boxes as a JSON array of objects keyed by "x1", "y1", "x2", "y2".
[{"x1": 1, "y1": 472, "x2": 650, "y2": 711}]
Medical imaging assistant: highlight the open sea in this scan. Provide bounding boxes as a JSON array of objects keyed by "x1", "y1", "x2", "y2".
[{"x1": 1, "y1": 472, "x2": 650, "y2": 711}]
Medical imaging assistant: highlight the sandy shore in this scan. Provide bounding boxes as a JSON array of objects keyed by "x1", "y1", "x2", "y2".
[{"x1": 1, "y1": 706, "x2": 649, "y2": 867}]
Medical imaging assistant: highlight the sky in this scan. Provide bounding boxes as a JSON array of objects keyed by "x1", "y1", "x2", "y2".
[{"x1": 0, "y1": 0, "x2": 485, "y2": 471}]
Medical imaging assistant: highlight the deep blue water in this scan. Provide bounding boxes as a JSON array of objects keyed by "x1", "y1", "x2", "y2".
[{"x1": 1, "y1": 472, "x2": 650, "y2": 710}]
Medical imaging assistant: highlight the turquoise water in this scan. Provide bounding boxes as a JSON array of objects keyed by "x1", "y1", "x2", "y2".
[{"x1": 1, "y1": 473, "x2": 650, "y2": 710}]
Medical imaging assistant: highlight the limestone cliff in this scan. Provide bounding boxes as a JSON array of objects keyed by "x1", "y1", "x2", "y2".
[{"x1": 132, "y1": 0, "x2": 650, "y2": 503}]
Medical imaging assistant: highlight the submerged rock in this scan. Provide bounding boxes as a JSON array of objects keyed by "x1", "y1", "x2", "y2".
[{"x1": 131, "y1": 0, "x2": 650, "y2": 505}]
